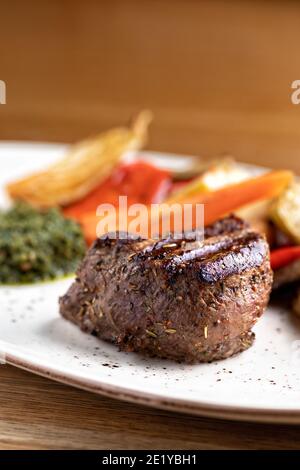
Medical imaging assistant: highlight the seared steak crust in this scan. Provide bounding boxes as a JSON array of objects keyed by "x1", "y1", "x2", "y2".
[{"x1": 59, "y1": 216, "x2": 273, "y2": 363}]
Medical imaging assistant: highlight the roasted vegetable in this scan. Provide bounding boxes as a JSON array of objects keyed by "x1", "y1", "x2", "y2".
[
  {"x1": 235, "y1": 199, "x2": 274, "y2": 241},
  {"x1": 6, "y1": 111, "x2": 152, "y2": 207},
  {"x1": 64, "y1": 161, "x2": 171, "y2": 219},
  {"x1": 166, "y1": 158, "x2": 250, "y2": 204},
  {"x1": 271, "y1": 246, "x2": 300, "y2": 271},
  {"x1": 80, "y1": 169, "x2": 293, "y2": 244},
  {"x1": 270, "y1": 182, "x2": 300, "y2": 244},
  {"x1": 175, "y1": 170, "x2": 293, "y2": 227}
]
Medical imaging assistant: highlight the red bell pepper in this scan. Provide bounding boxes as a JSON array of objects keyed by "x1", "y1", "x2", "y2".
[
  {"x1": 64, "y1": 161, "x2": 171, "y2": 219},
  {"x1": 270, "y1": 246, "x2": 300, "y2": 271}
]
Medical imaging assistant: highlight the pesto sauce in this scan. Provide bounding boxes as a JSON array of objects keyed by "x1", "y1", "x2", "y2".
[{"x1": 0, "y1": 202, "x2": 86, "y2": 284}]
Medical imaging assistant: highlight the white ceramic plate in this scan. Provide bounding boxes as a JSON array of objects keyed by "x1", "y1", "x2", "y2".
[{"x1": 0, "y1": 142, "x2": 300, "y2": 424}]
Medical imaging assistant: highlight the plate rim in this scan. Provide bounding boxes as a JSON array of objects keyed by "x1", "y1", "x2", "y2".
[{"x1": 5, "y1": 351, "x2": 300, "y2": 425}]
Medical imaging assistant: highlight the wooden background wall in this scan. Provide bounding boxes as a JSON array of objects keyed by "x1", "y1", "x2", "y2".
[{"x1": 1, "y1": 0, "x2": 300, "y2": 171}]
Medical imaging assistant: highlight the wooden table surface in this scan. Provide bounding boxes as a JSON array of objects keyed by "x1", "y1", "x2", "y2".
[
  {"x1": 1, "y1": 364, "x2": 300, "y2": 450},
  {"x1": 1, "y1": 0, "x2": 300, "y2": 450}
]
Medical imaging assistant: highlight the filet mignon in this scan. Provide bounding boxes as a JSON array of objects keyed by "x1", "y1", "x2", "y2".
[{"x1": 59, "y1": 216, "x2": 273, "y2": 363}]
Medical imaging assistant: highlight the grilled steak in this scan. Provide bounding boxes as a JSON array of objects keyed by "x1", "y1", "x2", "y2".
[{"x1": 59, "y1": 216, "x2": 273, "y2": 363}]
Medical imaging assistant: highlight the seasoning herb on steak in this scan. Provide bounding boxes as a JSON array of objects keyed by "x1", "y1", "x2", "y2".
[{"x1": 59, "y1": 215, "x2": 273, "y2": 363}]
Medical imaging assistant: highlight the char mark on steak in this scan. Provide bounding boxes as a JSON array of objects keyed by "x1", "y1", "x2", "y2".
[{"x1": 59, "y1": 215, "x2": 273, "y2": 363}]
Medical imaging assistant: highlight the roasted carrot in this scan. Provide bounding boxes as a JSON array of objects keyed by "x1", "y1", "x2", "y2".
[
  {"x1": 80, "y1": 170, "x2": 293, "y2": 244},
  {"x1": 176, "y1": 170, "x2": 293, "y2": 226},
  {"x1": 80, "y1": 212, "x2": 102, "y2": 246},
  {"x1": 80, "y1": 209, "x2": 137, "y2": 246}
]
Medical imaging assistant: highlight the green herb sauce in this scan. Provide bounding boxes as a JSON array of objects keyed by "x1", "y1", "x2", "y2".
[{"x1": 0, "y1": 202, "x2": 86, "y2": 284}]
